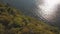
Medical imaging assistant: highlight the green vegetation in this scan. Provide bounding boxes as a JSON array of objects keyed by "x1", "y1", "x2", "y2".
[{"x1": 0, "y1": 3, "x2": 60, "y2": 34}]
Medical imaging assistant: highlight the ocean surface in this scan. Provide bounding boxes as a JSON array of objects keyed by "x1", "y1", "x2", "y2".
[{"x1": 0, "y1": 0, "x2": 60, "y2": 28}]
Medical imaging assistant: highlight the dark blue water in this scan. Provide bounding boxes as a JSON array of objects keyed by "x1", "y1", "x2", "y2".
[{"x1": 0, "y1": 0, "x2": 39, "y2": 17}]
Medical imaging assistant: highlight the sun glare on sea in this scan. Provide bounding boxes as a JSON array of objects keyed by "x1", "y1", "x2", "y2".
[{"x1": 38, "y1": 0, "x2": 60, "y2": 21}]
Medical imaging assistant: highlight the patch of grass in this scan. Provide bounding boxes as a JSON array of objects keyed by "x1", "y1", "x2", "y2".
[{"x1": 0, "y1": 3, "x2": 60, "y2": 34}]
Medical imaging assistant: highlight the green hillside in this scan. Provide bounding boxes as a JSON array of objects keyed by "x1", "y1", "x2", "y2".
[{"x1": 0, "y1": 3, "x2": 60, "y2": 34}]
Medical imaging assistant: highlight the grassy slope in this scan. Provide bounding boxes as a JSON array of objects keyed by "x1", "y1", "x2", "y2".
[{"x1": 0, "y1": 3, "x2": 60, "y2": 34}]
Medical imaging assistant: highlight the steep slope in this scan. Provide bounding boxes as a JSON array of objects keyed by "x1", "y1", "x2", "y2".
[{"x1": 0, "y1": 3, "x2": 60, "y2": 34}]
